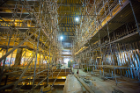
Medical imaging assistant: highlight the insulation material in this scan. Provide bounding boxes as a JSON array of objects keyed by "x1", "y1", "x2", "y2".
[{"x1": 63, "y1": 75, "x2": 83, "y2": 93}]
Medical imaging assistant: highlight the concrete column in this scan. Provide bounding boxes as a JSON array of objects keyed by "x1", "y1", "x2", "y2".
[{"x1": 14, "y1": 48, "x2": 23, "y2": 66}]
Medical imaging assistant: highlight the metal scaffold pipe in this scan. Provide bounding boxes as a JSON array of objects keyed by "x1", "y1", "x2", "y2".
[{"x1": 0, "y1": 30, "x2": 39, "y2": 63}]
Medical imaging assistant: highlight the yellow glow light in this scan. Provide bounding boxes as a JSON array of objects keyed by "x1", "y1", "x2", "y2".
[
  {"x1": 14, "y1": 22, "x2": 17, "y2": 25},
  {"x1": 61, "y1": 76, "x2": 66, "y2": 79}
]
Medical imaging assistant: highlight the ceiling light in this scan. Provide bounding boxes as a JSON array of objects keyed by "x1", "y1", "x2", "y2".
[
  {"x1": 75, "y1": 17, "x2": 79, "y2": 22},
  {"x1": 60, "y1": 36, "x2": 63, "y2": 40},
  {"x1": 64, "y1": 58, "x2": 69, "y2": 64}
]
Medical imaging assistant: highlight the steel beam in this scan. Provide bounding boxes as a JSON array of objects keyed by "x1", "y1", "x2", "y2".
[
  {"x1": 129, "y1": 0, "x2": 140, "y2": 35},
  {"x1": 32, "y1": 30, "x2": 40, "y2": 86},
  {"x1": 0, "y1": 30, "x2": 38, "y2": 63},
  {"x1": 29, "y1": 68, "x2": 58, "y2": 92},
  {"x1": 0, "y1": 68, "x2": 51, "y2": 90},
  {"x1": 11, "y1": 53, "x2": 36, "y2": 93},
  {"x1": 51, "y1": 69, "x2": 62, "y2": 87},
  {"x1": 0, "y1": 0, "x2": 9, "y2": 7}
]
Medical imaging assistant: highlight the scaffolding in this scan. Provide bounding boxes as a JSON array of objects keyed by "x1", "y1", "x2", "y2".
[
  {"x1": 0, "y1": 0, "x2": 63, "y2": 92},
  {"x1": 0, "y1": 0, "x2": 140, "y2": 92},
  {"x1": 74, "y1": 0, "x2": 140, "y2": 85}
]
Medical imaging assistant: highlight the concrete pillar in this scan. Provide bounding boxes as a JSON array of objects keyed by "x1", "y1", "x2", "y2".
[{"x1": 14, "y1": 48, "x2": 23, "y2": 66}]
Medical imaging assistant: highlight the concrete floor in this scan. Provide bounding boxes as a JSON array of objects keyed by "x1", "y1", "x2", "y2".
[
  {"x1": 52, "y1": 86, "x2": 63, "y2": 93},
  {"x1": 73, "y1": 69, "x2": 140, "y2": 93},
  {"x1": 44, "y1": 67, "x2": 140, "y2": 93}
]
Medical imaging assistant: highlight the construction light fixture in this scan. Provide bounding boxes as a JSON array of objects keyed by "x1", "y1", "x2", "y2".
[
  {"x1": 60, "y1": 36, "x2": 63, "y2": 40},
  {"x1": 75, "y1": 17, "x2": 79, "y2": 22},
  {"x1": 64, "y1": 58, "x2": 69, "y2": 64}
]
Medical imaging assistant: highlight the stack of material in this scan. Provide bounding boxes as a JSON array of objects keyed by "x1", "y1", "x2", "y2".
[{"x1": 63, "y1": 75, "x2": 83, "y2": 93}]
